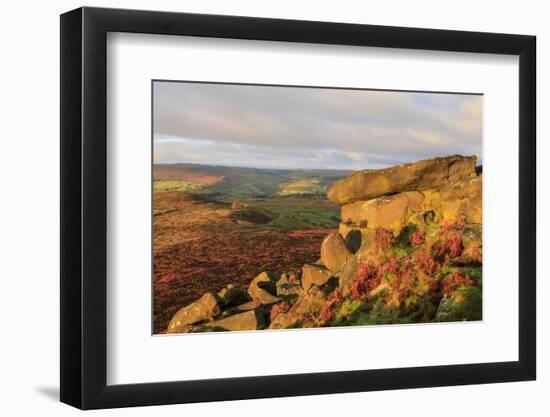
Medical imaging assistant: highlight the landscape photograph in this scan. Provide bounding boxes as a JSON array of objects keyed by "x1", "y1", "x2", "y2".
[{"x1": 152, "y1": 81, "x2": 483, "y2": 335}]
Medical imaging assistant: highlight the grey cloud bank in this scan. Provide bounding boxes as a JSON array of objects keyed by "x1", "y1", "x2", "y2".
[{"x1": 153, "y1": 81, "x2": 482, "y2": 170}]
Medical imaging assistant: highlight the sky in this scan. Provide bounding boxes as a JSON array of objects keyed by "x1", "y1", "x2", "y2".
[{"x1": 153, "y1": 81, "x2": 482, "y2": 171}]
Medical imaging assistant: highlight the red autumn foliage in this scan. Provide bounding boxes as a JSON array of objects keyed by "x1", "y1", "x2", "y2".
[
  {"x1": 319, "y1": 306, "x2": 334, "y2": 322},
  {"x1": 351, "y1": 264, "x2": 382, "y2": 300},
  {"x1": 437, "y1": 234, "x2": 464, "y2": 259},
  {"x1": 387, "y1": 259, "x2": 416, "y2": 303},
  {"x1": 373, "y1": 228, "x2": 394, "y2": 250},
  {"x1": 380, "y1": 256, "x2": 400, "y2": 276},
  {"x1": 319, "y1": 289, "x2": 344, "y2": 322},
  {"x1": 410, "y1": 231, "x2": 426, "y2": 246},
  {"x1": 153, "y1": 192, "x2": 331, "y2": 333},
  {"x1": 442, "y1": 271, "x2": 474, "y2": 296},
  {"x1": 415, "y1": 250, "x2": 439, "y2": 276},
  {"x1": 270, "y1": 300, "x2": 291, "y2": 321}
]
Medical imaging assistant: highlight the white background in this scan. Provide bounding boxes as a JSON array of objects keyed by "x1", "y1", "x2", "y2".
[
  {"x1": 108, "y1": 33, "x2": 518, "y2": 385},
  {"x1": 0, "y1": 0, "x2": 546, "y2": 416}
]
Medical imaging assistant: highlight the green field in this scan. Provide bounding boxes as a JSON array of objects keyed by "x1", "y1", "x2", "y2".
[
  {"x1": 250, "y1": 199, "x2": 340, "y2": 229},
  {"x1": 153, "y1": 180, "x2": 205, "y2": 193},
  {"x1": 154, "y1": 163, "x2": 351, "y2": 201},
  {"x1": 153, "y1": 164, "x2": 347, "y2": 231}
]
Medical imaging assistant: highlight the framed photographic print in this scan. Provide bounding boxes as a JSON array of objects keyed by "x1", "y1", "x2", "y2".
[{"x1": 60, "y1": 7, "x2": 536, "y2": 410}]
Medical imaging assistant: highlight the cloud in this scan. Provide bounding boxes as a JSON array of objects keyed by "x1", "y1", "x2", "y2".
[{"x1": 153, "y1": 81, "x2": 482, "y2": 170}]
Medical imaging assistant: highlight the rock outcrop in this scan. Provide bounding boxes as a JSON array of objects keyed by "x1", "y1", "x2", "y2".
[
  {"x1": 167, "y1": 293, "x2": 221, "y2": 333},
  {"x1": 327, "y1": 155, "x2": 477, "y2": 205},
  {"x1": 301, "y1": 264, "x2": 333, "y2": 291},
  {"x1": 248, "y1": 271, "x2": 281, "y2": 304},
  {"x1": 320, "y1": 233, "x2": 352, "y2": 271},
  {"x1": 205, "y1": 310, "x2": 262, "y2": 331},
  {"x1": 166, "y1": 155, "x2": 483, "y2": 334}
]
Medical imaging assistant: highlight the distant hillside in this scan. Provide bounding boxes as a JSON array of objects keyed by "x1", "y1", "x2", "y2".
[{"x1": 153, "y1": 163, "x2": 353, "y2": 200}]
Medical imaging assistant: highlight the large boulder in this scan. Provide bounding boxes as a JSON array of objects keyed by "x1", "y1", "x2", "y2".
[
  {"x1": 320, "y1": 233, "x2": 352, "y2": 271},
  {"x1": 288, "y1": 285, "x2": 327, "y2": 318},
  {"x1": 167, "y1": 292, "x2": 221, "y2": 333},
  {"x1": 248, "y1": 271, "x2": 281, "y2": 304},
  {"x1": 269, "y1": 285, "x2": 328, "y2": 329},
  {"x1": 327, "y1": 155, "x2": 477, "y2": 205},
  {"x1": 268, "y1": 312, "x2": 298, "y2": 329},
  {"x1": 340, "y1": 191, "x2": 424, "y2": 234},
  {"x1": 440, "y1": 176, "x2": 482, "y2": 224},
  {"x1": 205, "y1": 310, "x2": 261, "y2": 331},
  {"x1": 301, "y1": 264, "x2": 333, "y2": 291},
  {"x1": 336, "y1": 231, "x2": 393, "y2": 296},
  {"x1": 334, "y1": 256, "x2": 360, "y2": 297}
]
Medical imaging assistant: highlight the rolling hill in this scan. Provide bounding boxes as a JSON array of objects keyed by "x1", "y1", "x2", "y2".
[{"x1": 153, "y1": 163, "x2": 352, "y2": 200}]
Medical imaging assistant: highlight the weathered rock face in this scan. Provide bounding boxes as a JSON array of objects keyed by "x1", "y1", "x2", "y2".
[
  {"x1": 167, "y1": 292, "x2": 221, "y2": 333},
  {"x1": 289, "y1": 285, "x2": 326, "y2": 317},
  {"x1": 269, "y1": 286, "x2": 328, "y2": 329},
  {"x1": 440, "y1": 176, "x2": 482, "y2": 224},
  {"x1": 320, "y1": 233, "x2": 352, "y2": 271},
  {"x1": 248, "y1": 271, "x2": 281, "y2": 304},
  {"x1": 327, "y1": 155, "x2": 477, "y2": 205},
  {"x1": 205, "y1": 310, "x2": 261, "y2": 331},
  {"x1": 301, "y1": 264, "x2": 333, "y2": 291},
  {"x1": 338, "y1": 222, "x2": 365, "y2": 240},
  {"x1": 335, "y1": 231, "x2": 393, "y2": 296},
  {"x1": 341, "y1": 191, "x2": 424, "y2": 234},
  {"x1": 268, "y1": 312, "x2": 297, "y2": 329}
]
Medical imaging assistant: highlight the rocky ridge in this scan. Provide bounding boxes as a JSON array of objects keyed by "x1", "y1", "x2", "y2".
[{"x1": 167, "y1": 155, "x2": 483, "y2": 334}]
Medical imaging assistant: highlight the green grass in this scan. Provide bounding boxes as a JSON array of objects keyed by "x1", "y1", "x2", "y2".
[
  {"x1": 277, "y1": 178, "x2": 327, "y2": 196},
  {"x1": 436, "y1": 286, "x2": 482, "y2": 322},
  {"x1": 244, "y1": 200, "x2": 340, "y2": 230},
  {"x1": 153, "y1": 180, "x2": 204, "y2": 193}
]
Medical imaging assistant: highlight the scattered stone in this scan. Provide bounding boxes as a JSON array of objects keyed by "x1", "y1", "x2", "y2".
[
  {"x1": 167, "y1": 292, "x2": 221, "y2": 333},
  {"x1": 320, "y1": 233, "x2": 352, "y2": 271},
  {"x1": 276, "y1": 272, "x2": 302, "y2": 296},
  {"x1": 222, "y1": 287, "x2": 251, "y2": 308},
  {"x1": 327, "y1": 155, "x2": 477, "y2": 205},
  {"x1": 287, "y1": 285, "x2": 327, "y2": 318},
  {"x1": 217, "y1": 283, "x2": 234, "y2": 298},
  {"x1": 248, "y1": 271, "x2": 281, "y2": 304},
  {"x1": 235, "y1": 299, "x2": 263, "y2": 312},
  {"x1": 269, "y1": 312, "x2": 298, "y2": 329},
  {"x1": 334, "y1": 256, "x2": 359, "y2": 297},
  {"x1": 301, "y1": 264, "x2": 333, "y2": 291},
  {"x1": 205, "y1": 310, "x2": 261, "y2": 331}
]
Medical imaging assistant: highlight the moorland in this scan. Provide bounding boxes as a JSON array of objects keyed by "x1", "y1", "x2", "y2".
[{"x1": 153, "y1": 163, "x2": 351, "y2": 333}]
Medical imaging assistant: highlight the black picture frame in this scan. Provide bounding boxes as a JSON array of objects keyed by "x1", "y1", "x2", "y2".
[{"x1": 60, "y1": 6, "x2": 536, "y2": 410}]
